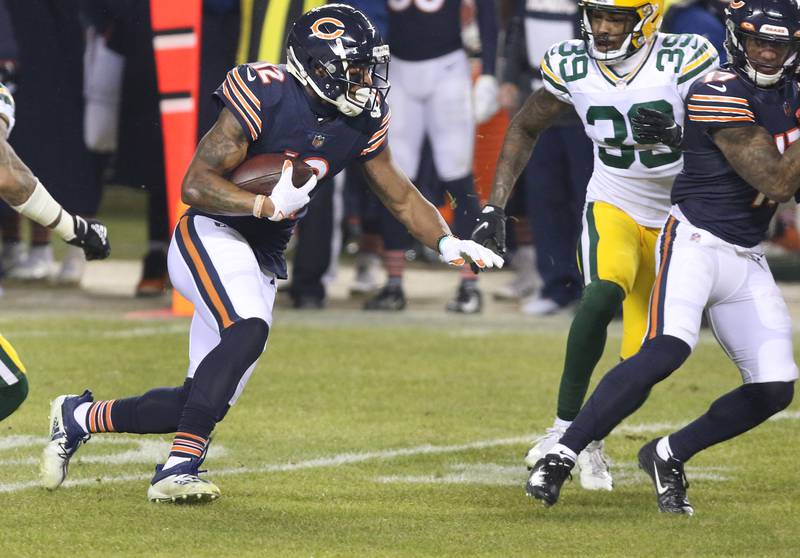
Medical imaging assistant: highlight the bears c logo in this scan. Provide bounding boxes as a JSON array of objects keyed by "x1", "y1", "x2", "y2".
[{"x1": 310, "y1": 17, "x2": 345, "y2": 40}]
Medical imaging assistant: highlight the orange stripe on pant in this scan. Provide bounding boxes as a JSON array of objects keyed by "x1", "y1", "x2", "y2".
[
  {"x1": 178, "y1": 216, "x2": 235, "y2": 329},
  {"x1": 648, "y1": 216, "x2": 677, "y2": 340}
]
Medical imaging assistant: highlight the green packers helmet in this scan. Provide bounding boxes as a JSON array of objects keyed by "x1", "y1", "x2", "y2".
[{"x1": 578, "y1": 0, "x2": 665, "y2": 64}]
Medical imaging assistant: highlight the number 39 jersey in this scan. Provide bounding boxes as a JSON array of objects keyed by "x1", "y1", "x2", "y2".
[{"x1": 541, "y1": 33, "x2": 718, "y2": 228}]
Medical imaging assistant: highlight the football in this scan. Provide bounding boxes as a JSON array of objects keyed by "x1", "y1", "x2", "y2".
[{"x1": 229, "y1": 153, "x2": 316, "y2": 196}]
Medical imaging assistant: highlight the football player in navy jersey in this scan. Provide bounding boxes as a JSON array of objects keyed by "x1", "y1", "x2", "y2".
[
  {"x1": 41, "y1": 3, "x2": 503, "y2": 503},
  {"x1": 526, "y1": 0, "x2": 800, "y2": 515},
  {"x1": 363, "y1": 0, "x2": 499, "y2": 313}
]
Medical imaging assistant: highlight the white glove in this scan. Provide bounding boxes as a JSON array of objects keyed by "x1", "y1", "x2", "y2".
[
  {"x1": 472, "y1": 74, "x2": 500, "y2": 125},
  {"x1": 438, "y1": 235, "x2": 504, "y2": 270},
  {"x1": 267, "y1": 159, "x2": 318, "y2": 221}
]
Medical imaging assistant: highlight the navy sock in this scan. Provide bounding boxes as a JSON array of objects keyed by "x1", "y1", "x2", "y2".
[
  {"x1": 559, "y1": 335, "x2": 691, "y2": 454},
  {"x1": 669, "y1": 381, "x2": 794, "y2": 462},
  {"x1": 101, "y1": 379, "x2": 191, "y2": 434},
  {"x1": 176, "y1": 318, "x2": 269, "y2": 442}
]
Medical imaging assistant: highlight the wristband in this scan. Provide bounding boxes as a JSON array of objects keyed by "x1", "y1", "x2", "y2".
[
  {"x1": 253, "y1": 194, "x2": 266, "y2": 218},
  {"x1": 11, "y1": 179, "x2": 75, "y2": 240}
]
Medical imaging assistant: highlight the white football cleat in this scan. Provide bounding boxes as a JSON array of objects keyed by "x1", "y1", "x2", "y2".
[
  {"x1": 524, "y1": 425, "x2": 567, "y2": 469},
  {"x1": 147, "y1": 459, "x2": 220, "y2": 504},
  {"x1": 41, "y1": 391, "x2": 93, "y2": 490},
  {"x1": 577, "y1": 440, "x2": 613, "y2": 491}
]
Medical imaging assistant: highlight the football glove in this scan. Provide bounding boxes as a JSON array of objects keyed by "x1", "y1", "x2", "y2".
[
  {"x1": 67, "y1": 215, "x2": 110, "y2": 260},
  {"x1": 438, "y1": 235, "x2": 504, "y2": 270},
  {"x1": 473, "y1": 75, "x2": 500, "y2": 125},
  {"x1": 267, "y1": 159, "x2": 318, "y2": 221},
  {"x1": 631, "y1": 107, "x2": 683, "y2": 149},
  {"x1": 471, "y1": 205, "x2": 507, "y2": 253}
]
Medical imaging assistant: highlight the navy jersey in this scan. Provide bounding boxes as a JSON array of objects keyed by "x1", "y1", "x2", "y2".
[
  {"x1": 672, "y1": 68, "x2": 800, "y2": 247},
  {"x1": 195, "y1": 63, "x2": 390, "y2": 279},
  {"x1": 387, "y1": 0, "x2": 497, "y2": 74}
]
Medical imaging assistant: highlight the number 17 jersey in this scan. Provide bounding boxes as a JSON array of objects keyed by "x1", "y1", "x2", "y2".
[{"x1": 541, "y1": 33, "x2": 718, "y2": 228}]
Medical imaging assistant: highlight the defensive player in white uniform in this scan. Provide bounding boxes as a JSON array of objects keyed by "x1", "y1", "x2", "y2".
[
  {"x1": 471, "y1": 0, "x2": 718, "y2": 489},
  {"x1": 0, "y1": 82, "x2": 110, "y2": 422}
]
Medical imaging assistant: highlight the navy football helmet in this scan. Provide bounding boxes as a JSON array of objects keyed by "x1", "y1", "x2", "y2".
[
  {"x1": 725, "y1": 0, "x2": 800, "y2": 87},
  {"x1": 286, "y1": 4, "x2": 390, "y2": 116}
]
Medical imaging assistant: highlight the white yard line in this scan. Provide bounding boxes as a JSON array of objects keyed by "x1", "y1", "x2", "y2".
[{"x1": 1, "y1": 409, "x2": 797, "y2": 494}]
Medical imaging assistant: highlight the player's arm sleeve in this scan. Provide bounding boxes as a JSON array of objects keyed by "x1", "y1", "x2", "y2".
[
  {"x1": 677, "y1": 35, "x2": 720, "y2": 97},
  {"x1": 539, "y1": 49, "x2": 573, "y2": 105},
  {"x1": 212, "y1": 65, "x2": 264, "y2": 142},
  {"x1": 685, "y1": 81, "x2": 755, "y2": 132},
  {"x1": 475, "y1": 0, "x2": 499, "y2": 76},
  {"x1": 0, "y1": 83, "x2": 15, "y2": 137},
  {"x1": 359, "y1": 99, "x2": 391, "y2": 162}
]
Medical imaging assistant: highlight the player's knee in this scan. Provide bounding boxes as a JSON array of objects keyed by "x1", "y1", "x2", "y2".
[
  {"x1": 628, "y1": 335, "x2": 691, "y2": 385},
  {"x1": 223, "y1": 317, "x2": 269, "y2": 360},
  {"x1": 578, "y1": 280, "x2": 624, "y2": 323},
  {"x1": 742, "y1": 381, "x2": 794, "y2": 416}
]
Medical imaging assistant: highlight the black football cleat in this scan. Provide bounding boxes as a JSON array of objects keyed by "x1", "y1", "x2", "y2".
[
  {"x1": 363, "y1": 284, "x2": 406, "y2": 311},
  {"x1": 638, "y1": 438, "x2": 694, "y2": 516},
  {"x1": 445, "y1": 283, "x2": 482, "y2": 314},
  {"x1": 525, "y1": 454, "x2": 574, "y2": 507}
]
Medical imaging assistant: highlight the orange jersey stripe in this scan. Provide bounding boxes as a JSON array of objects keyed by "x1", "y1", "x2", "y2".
[
  {"x1": 689, "y1": 94, "x2": 749, "y2": 106},
  {"x1": 361, "y1": 135, "x2": 387, "y2": 155},
  {"x1": 179, "y1": 217, "x2": 234, "y2": 329},
  {"x1": 687, "y1": 104, "x2": 754, "y2": 117},
  {"x1": 226, "y1": 74, "x2": 262, "y2": 133},
  {"x1": 232, "y1": 68, "x2": 261, "y2": 109},
  {"x1": 689, "y1": 115, "x2": 754, "y2": 122},
  {"x1": 223, "y1": 82, "x2": 257, "y2": 140}
]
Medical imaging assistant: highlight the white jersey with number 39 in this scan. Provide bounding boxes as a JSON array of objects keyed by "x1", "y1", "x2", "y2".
[{"x1": 540, "y1": 33, "x2": 718, "y2": 228}]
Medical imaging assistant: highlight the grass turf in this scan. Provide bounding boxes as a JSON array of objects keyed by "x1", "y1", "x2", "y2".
[{"x1": 1, "y1": 314, "x2": 798, "y2": 557}]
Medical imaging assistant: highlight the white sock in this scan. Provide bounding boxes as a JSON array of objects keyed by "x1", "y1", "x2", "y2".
[
  {"x1": 163, "y1": 455, "x2": 191, "y2": 470},
  {"x1": 550, "y1": 443, "x2": 578, "y2": 464},
  {"x1": 73, "y1": 402, "x2": 91, "y2": 434},
  {"x1": 656, "y1": 436, "x2": 674, "y2": 461},
  {"x1": 553, "y1": 417, "x2": 572, "y2": 430}
]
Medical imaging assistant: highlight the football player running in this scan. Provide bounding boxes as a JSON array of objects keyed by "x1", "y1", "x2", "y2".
[
  {"x1": 0, "y1": 82, "x2": 110, "y2": 422},
  {"x1": 526, "y1": 0, "x2": 800, "y2": 515},
  {"x1": 472, "y1": 0, "x2": 718, "y2": 491},
  {"x1": 41, "y1": 4, "x2": 502, "y2": 503}
]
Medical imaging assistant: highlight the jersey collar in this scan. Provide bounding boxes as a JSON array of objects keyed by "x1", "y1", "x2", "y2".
[{"x1": 595, "y1": 37, "x2": 657, "y2": 89}]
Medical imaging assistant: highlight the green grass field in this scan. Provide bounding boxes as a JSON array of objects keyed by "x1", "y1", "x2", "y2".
[{"x1": 1, "y1": 306, "x2": 799, "y2": 557}]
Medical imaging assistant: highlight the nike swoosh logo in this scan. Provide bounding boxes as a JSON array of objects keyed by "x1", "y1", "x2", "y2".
[
  {"x1": 474, "y1": 222, "x2": 489, "y2": 233},
  {"x1": 707, "y1": 83, "x2": 726, "y2": 93},
  {"x1": 653, "y1": 462, "x2": 668, "y2": 495},
  {"x1": 245, "y1": 66, "x2": 257, "y2": 82}
]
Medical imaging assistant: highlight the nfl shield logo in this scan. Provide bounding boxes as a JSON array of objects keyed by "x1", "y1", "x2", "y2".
[{"x1": 312, "y1": 134, "x2": 326, "y2": 148}]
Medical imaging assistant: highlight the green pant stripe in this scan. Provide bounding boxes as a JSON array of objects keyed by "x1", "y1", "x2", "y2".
[{"x1": 585, "y1": 202, "x2": 600, "y2": 282}]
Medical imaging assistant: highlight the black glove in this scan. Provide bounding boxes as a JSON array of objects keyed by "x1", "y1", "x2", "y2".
[
  {"x1": 67, "y1": 215, "x2": 111, "y2": 260},
  {"x1": 469, "y1": 204, "x2": 506, "y2": 273},
  {"x1": 631, "y1": 107, "x2": 683, "y2": 149}
]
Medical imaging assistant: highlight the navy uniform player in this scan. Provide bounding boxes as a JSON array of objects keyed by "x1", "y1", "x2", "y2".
[
  {"x1": 41, "y1": 4, "x2": 503, "y2": 503},
  {"x1": 526, "y1": 0, "x2": 800, "y2": 515},
  {"x1": 0, "y1": 82, "x2": 110, "y2": 422},
  {"x1": 364, "y1": 0, "x2": 499, "y2": 313}
]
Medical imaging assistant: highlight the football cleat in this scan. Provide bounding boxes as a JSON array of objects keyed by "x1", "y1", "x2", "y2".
[
  {"x1": 147, "y1": 459, "x2": 221, "y2": 504},
  {"x1": 445, "y1": 284, "x2": 482, "y2": 314},
  {"x1": 40, "y1": 390, "x2": 93, "y2": 490},
  {"x1": 637, "y1": 438, "x2": 694, "y2": 516},
  {"x1": 577, "y1": 440, "x2": 613, "y2": 491},
  {"x1": 524, "y1": 425, "x2": 567, "y2": 468},
  {"x1": 363, "y1": 284, "x2": 406, "y2": 311},
  {"x1": 525, "y1": 454, "x2": 574, "y2": 507}
]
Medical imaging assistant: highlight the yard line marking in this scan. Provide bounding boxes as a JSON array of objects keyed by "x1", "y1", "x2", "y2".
[{"x1": 1, "y1": 409, "x2": 797, "y2": 494}]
